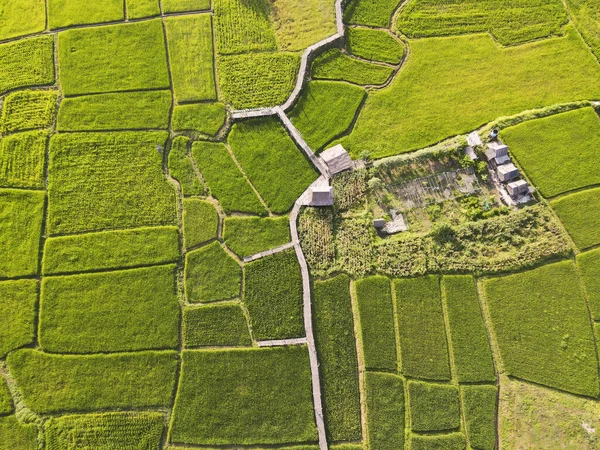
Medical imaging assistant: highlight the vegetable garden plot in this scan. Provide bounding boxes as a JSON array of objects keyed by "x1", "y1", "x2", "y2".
[
  {"x1": 243, "y1": 250, "x2": 304, "y2": 340},
  {"x1": 0, "y1": 131, "x2": 47, "y2": 189},
  {"x1": 39, "y1": 265, "x2": 180, "y2": 353},
  {"x1": 192, "y1": 141, "x2": 266, "y2": 215},
  {"x1": 577, "y1": 248, "x2": 600, "y2": 320},
  {"x1": 1, "y1": 90, "x2": 58, "y2": 134},
  {"x1": 228, "y1": 117, "x2": 317, "y2": 213},
  {"x1": 0, "y1": 189, "x2": 44, "y2": 278},
  {"x1": 170, "y1": 347, "x2": 318, "y2": 445},
  {"x1": 0, "y1": 279, "x2": 37, "y2": 359},
  {"x1": 43, "y1": 226, "x2": 180, "y2": 274},
  {"x1": 47, "y1": 132, "x2": 177, "y2": 234},
  {"x1": 567, "y1": 0, "x2": 600, "y2": 62},
  {"x1": 185, "y1": 241, "x2": 242, "y2": 303},
  {"x1": 183, "y1": 198, "x2": 218, "y2": 249},
  {"x1": 311, "y1": 49, "x2": 394, "y2": 86},
  {"x1": 335, "y1": 218, "x2": 374, "y2": 276},
  {"x1": 172, "y1": 102, "x2": 227, "y2": 136},
  {"x1": 48, "y1": 0, "x2": 123, "y2": 29},
  {"x1": 45, "y1": 412, "x2": 165, "y2": 450},
  {"x1": 289, "y1": 81, "x2": 366, "y2": 151},
  {"x1": 0, "y1": 416, "x2": 38, "y2": 450},
  {"x1": 218, "y1": 52, "x2": 301, "y2": 109},
  {"x1": 0, "y1": 0, "x2": 46, "y2": 41},
  {"x1": 347, "y1": 27, "x2": 404, "y2": 64},
  {"x1": 224, "y1": 216, "x2": 290, "y2": 258},
  {"x1": 364, "y1": 373, "x2": 405, "y2": 450},
  {"x1": 355, "y1": 276, "x2": 397, "y2": 372},
  {"x1": 183, "y1": 303, "x2": 252, "y2": 347},
  {"x1": 343, "y1": 0, "x2": 401, "y2": 27},
  {"x1": 313, "y1": 275, "x2": 361, "y2": 442},
  {"x1": 0, "y1": 36, "x2": 55, "y2": 97},
  {"x1": 126, "y1": 0, "x2": 161, "y2": 19},
  {"x1": 482, "y1": 260, "x2": 599, "y2": 397},
  {"x1": 396, "y1": 0, "x2": 568, "y2": 46},
  {"x1": 442, "y1": 276, "x2": 495, "y2": 383},
  {"x1": 501, "y1": 107, "x2": 600, "y2": 198},
  {"x1": 394, "y1": 276, "x2": 451, "y2": 381},
  {"x1": 163, "y1": 0, "x2": 211, "y2": 13},
  {"x1": 551, "y1": 187, "x2": 600, "y2": 250},
  {"x1": 7, "y1": 349, "x2": 178, "y2": 414},
  {"x1": 298, "y1": 207, "x2": 335, "y2": 273},
  {"x1": 165, "y1": 14, "x2": 217, "y2": 102},
  {"x1": 340, "y1": 26, "x2": 600, "y2": 158},
  {"x1": 169, "y1": 136, "x2": 205, "y2": 197},
  {"x1": 57, "y1": 91, "x2": 172, "y2": 131},
  {"x1": 408, "y1": 381, "x2": 461, "y2": 432},
  {"x1": 461, "y1": 385, "x2": 497, "y2": 450},
  {"x1": 58, "y1": 20, "x2": 170, "y2": 96}
]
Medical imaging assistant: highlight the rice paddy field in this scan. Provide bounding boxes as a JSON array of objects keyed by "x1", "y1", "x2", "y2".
[{"x1": 2, "y1": 0, "x2": 600, "y2": 448}]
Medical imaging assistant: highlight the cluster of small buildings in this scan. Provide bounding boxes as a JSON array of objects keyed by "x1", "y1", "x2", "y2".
[{"x1": 466, "y1": 131, "x2": 533, "y2": 206}]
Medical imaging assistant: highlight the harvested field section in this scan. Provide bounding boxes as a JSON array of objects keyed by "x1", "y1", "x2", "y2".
[
  {"x1": 229, "y1": 117, "x2": 317, "y2": 213},
  {"x1": 461, "y1": 385, "x2": 497, "y2": 450},
  {"x1": 364, "y1": 372, "x2": 405, "y2": 450},
  {"x1": 501, "y1": 107, "x2": 600, "y2": 198},
  {"x1": 0, "y1": 416, "x2": 38, "y2": 449},
  {"x1": 48, "y1": 0, "x2": 123, "y2": 29},
  {"x1": 172, "y1": 102, "x2": 227, "y2": 136},
  {"x1": 551, "y1": 187, "x2": 600, "y2": 250},
  {"x1": 45, "y1": 412, "x2": 165, "y2": 449},
  {"x1": 166, "y1": 14, "x2": 217, "y2": 102},
  {"x1": 483, "y1": 260, "x2": 599, "y2": 397},
  {"x1": 577, "y1": 248, "x2": 600, "y2": 320},
  {"x1": 224, "y1": 216, "x2": 290, "y2": 258},
  {"x1": 169, "y1": 136, "x2": 205, "y2": 197},
  {"x1": 183, "y1": 303, "x2": 252, "y2": 347},
  {"x1": 58, "y1": 20, "x2": 169, "y2": 96},
  {"x1": 170, "y1": 347, "x2": 318, "y2": 445},
  {"x1": 311, "y1": 49, "x2": 394, "y2": 86},
  {"x1": 192, "y1": 141, "x2": 266, "y2": 215},
  {"x1": 7, "y1": 349, "x2": 179, "y2": 414},
  {"x1": 0, "y1": 36, "x2": 55, "y2": 96},
  {"x1": 355, "y1": 276, "x2": 397, "y2": 372},
  {"x1": 182, "y1": 199, "x2": 218, "y2": 249},
  {"x1": 0, "y1": 131, "x2": 47, "y2": 189},
  {"x1": 243, "y1": 250, "x2": 304, "y2": 340},
  {"x1": 0, "y1": 0, "x2": 46, "y2": 41},
  {"x1": 0, "y1": 279, "x2": 37, "y2": 358},
  {"x1": 39, "y1": 265, "x2": 180, "y2": 353},
  {"x1": 42, "y1": 226, "x2": 180, "y2": 274},
  {"x1": 313, "y1": 275, "x2": 361, "y2": 442},
  {"x1": 408, "y1": 381, "x2": 461, "y2": 432},
  {"x1": 442, "y1": 275, "x2": 495, "y2": 383},
  {"x1": 57, "y1": 91, "x2": 172, "y2": 131},
  {"x1": 343, "y1": 0, "x2": 401, "y2": 27},
  {"x1": 289, "y1": 81, "x2": 366, "y2": 151},
  {"x1": 185, "y1": 241, "x2": 242, "y2": 303},
  {"x1": 1, "y1": 90, "x2": 58, "y2": 134},
  {"x1": 0, "y1": 189, "x2": 44, "y2": 278},
  {"x1": 347, "y1": 27, "x2": 404, "y2": 64},
  {"x1": 394, "y1": 276, "x2": 451, "y2": 381},
  {"x1": 47, "y1": 132, "x2": 177, "y2": 234}
]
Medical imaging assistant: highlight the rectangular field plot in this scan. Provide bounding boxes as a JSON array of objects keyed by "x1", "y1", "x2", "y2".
[
  {"x1": 0, "y1": 416, "x2": 38, "y2": 450},
  {"x1": 501, "y1": 107, "x2": 600, "y2": 198},
  {"x1": 58, "y1": 20, "x2": 169, "y2": 96},
  {"x1": 47, "y1": 132, "x2": 177, "y2": 234},
  {"x1": 0, "y1": 279, "x2": 37, "y2": 358},
  {"x1": 229, "y1": 118, "x2": 317, "y2": 213},
  {"x1": 183, "y1": 303, "x2": 251, "y2": 347},
  {"x1": 243, "y1": 250, "x2": 304, "y2": 340},
  {"x1": 0, "y1": 131, "x2": 47, "y2": 189},
  {"x1": 172, "y1": 102, "x2": 227, "y2": 136},
  {"x1": 39, "y1": 265, "x2": 180, "y2": 353},
  {"x1": 0, "y1": 0, "x2": 46, "y2": 41},
  {"x1": 163, "y1": 0, "x2": 211, "y2": 13},
  {"x1": 394, "y1": 276, "x2": 451, "y2": 381},
  {"x1": 7, "y1": 349, "x2": 178, "y2": 414},
  {"x1": 355, "y1": 276, "x2": 397, "y2": 372},
  {"x1": 170, "y1": 347, "x2": 318, "y2": 445},
  {"x1": 57, "y1": 91, "x2": 172, "y2": 131},
  {"x1": 395, "y1": 0, "x2": 568, "y2": 45},
  {"x1": 347, "y1": 27, "x2": 404, "y2": 64},
  {"x1": 442, "y1": 275, "x2": 495, "y2": 383},
  {"x1": 127, "y1": 0, "x2": 161, "y2": 19},
  {"x1": 223, "y1": 216, "x2": 290, "y2": 258},
  {"x1": 43, "y1": 226, "x2": 180, "y2": 274},
  {"x1": 0, "y1": 36, "x2": 55, "y2": 97},
  {"x1": 364, "y1": 373, "x2": 405, "y2": 450},
  {"x1": 45, "y1": 412, "x2": 165, "y2": 449},
  {"x1": 169, "y1": 137, "x2": 205, "y2": 197},
  {"x1": 577, "y1": 248, "x2": 600, "y2": 320},
  {"x1": 0, "y1": 189, "x2": 44, "y2": 278},
  {"x1": 408, "y1": 381, "x2": 460, "y2": 433},
  {"x1": 1, "y1": 90, "x2": 58, "y2": 134},
  {"x1": 340, "y1": 26, "x2": 600, "y2": 158},
  {"x1": 311, "y1": 49, "x2": 394, "y2": 86},
  {"x1": 551, "y1": 187, "x2": 600, "y2": 250},
  {"x1": 313, "y1": 275, "x2": 361, "y2": 442},
  {"x1": 461, "y1": 385, "x2": 497, "y2": 450},
  {"x1": 192, "y1": 141, "x2": 266, "y2": 215},
  {"x1": 482, "y1": 260, "x2": 599, "y2": 397},
  {"x1": 182, "y1": 198, "x2": 218, "y2": 249},
  {"x1": 410, "y1": 433, "x2": 466, "y2": 450},
  {"x1": 165, "y1": 14, "x2": 217, "y2": 102},
  {"x1": 343, "y1": 0, "x2": 402, "y2": 27},
  {"x1": 48, "y1": 0, "x2": 124, "y2": 29}
]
